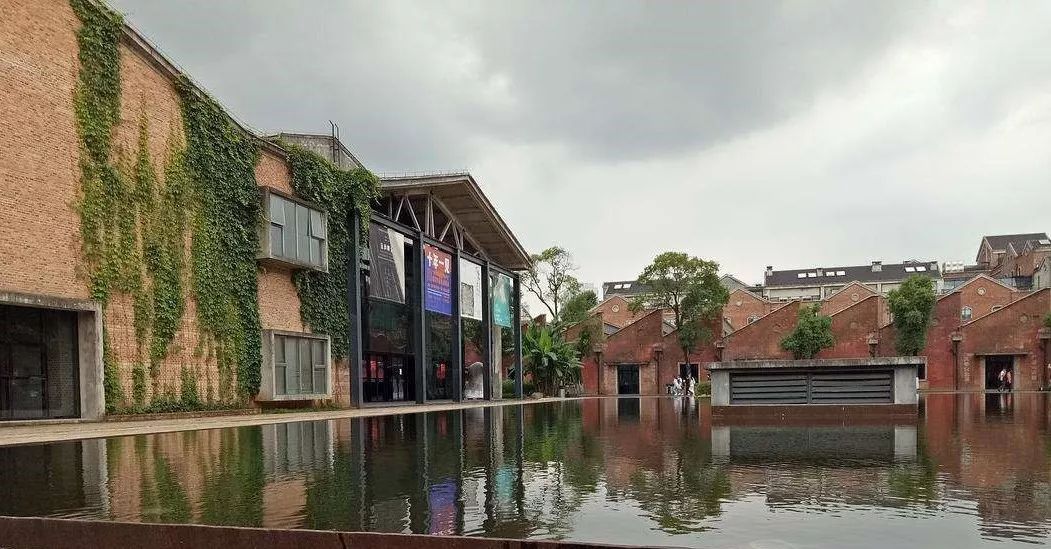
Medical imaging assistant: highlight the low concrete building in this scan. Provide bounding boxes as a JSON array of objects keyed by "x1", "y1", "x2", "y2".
[{"x1": 708, "y1": 357, "x2": 923, "y2": 407}]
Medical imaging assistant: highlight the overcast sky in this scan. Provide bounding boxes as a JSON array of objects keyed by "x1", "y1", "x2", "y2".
[{"x1": 110, "y1": 0, "x2": 1051, "y2": 291}]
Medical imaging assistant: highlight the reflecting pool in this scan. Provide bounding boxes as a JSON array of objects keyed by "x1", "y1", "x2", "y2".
[{"x1": 2, "y1": 394, "x2": 1051, "y2": 547}]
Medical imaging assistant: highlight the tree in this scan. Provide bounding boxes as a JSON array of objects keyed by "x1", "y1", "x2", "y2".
[
  {"x1": 780, "y1": 304, "x2": 835, "y2": 359},
  {"x1": 633, "y1": 252, "x2": 729, "y2": 365},
  {"x1": 523, "y1": 246, "x2": 581, "y2": 322},
  {"x1": 560, "y1": 290, "x2": 598, "y2": 326},
  {"x1": 522, "y1": 323, "x2": 581, "y2": 396},
  {"x1": 887, "y1": 275, "x2": 936, "y2": 356}
]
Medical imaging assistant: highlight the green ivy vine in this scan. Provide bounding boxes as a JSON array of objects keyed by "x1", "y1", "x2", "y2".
[
  {"x1": 73, "y1": 0, "x2": 260, "y2": 409},
  {"x1": 178, "y1": 81, "x2": 263, "y2": 399},
  {"x1": 287, "y1": 145, "x2": 380, "y2": 358}
]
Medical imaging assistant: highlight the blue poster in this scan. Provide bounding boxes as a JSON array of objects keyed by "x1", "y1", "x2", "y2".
[
  {"x1": 492, "y1": 273, "x2": 512, "y2": 327},
  {"x1": 424, "y1": 244, "x2": 452, "y2": 315}
]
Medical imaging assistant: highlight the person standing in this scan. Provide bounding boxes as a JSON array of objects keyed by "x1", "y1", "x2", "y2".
[
  {"x1": 1005, "y1": 368, "x2": 1013, "y2": 392},
  {"x1": 998, "y1": 367, "x2": 1008, "y2": 392}
]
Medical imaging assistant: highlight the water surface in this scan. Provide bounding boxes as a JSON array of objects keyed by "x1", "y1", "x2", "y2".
[{"x1": 1, "y1": 394, "x2": 1049, "y2": 547}]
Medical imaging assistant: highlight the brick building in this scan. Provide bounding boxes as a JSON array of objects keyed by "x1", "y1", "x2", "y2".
[{"x1": 0, "y1": 0, "x2": 528, "y2": 420}]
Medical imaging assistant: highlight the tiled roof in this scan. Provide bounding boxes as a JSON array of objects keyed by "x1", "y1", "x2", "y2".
[
  {"x1": 983, "y1": 233, "x2": 1050, "y2": 253},
  {"x1": 601, "y1": 280, "x2": 651, "y2": 299},
  {"x1": 764, "y1": 261, "x2": 940, "y2": 287}
]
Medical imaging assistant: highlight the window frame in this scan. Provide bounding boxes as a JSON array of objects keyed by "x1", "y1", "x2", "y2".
[
  {"x1": 259, "y1": 329, "x2": 332, "y2": 401},
  {"x1": 258, "y1": 187, "x2": 329, "y2": 272}
]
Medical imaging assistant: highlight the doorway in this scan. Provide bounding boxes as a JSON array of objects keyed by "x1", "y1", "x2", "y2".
[
  {"x1": 616, "y1": 364, "x2": 640, "y2": 395},
  {"x1": 363, "y1": 353, "x2": 415, "y2": 403},
  {"x1": 984, "y1": 355, "x2": 1014, "y2": 391},
  {"x1": 0, "y1": 304, "x2": 79, "y2": 420},
  {"x1": 679, "y1": 363, "x2": 699, "y2": 382}
]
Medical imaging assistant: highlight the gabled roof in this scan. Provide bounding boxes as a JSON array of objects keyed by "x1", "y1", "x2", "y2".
[
  {"x1": 588, "y1": 294, "x2": 631, "y2": 314},
  {"x1": 950, "y1": 272, "x2": 1017, "y2": 294},
  {"x1": 379, "y1": 173, "x2": 529, "y2": 270},
  {"x1": 719, "y1": 274, "x2": 751, "y2": 290},
  {"x1": 764, "y1": 261, "x2": 941, "y2": 287},
  {"x1": 978, "y1": 233, "x2": 1050, "y2": 261},
  {"x1": 602, "y1": 280, "x2": 651, "y2": 299}
]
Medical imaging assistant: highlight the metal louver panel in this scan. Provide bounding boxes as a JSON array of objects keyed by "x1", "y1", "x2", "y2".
[
  {"x1": 810, "y1": 371, "x2": 892, "y2": 404},
  {"x1": 729, "y1": 369, "x2": 894, "y2": 405},
  {"x1": 730, "y1": 373, "x2": 808, "y2": 404}
]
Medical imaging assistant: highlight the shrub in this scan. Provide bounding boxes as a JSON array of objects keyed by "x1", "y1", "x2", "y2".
[{"x1": 780, "y1": 304, "x2": 835, "y2": 359}]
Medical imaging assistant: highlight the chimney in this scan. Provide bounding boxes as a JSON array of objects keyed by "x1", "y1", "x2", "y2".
[
  {"x1": 871, "y1": 261, "x2": 882, "y2": 272},
  {"x1": 765, "y1": 266, "x2": 773, "y2": 277}
]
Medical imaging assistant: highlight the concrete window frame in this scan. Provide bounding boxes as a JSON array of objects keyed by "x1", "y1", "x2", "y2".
[{"x1": 258, "y1": 329, "x2": 332, "y2": 402}]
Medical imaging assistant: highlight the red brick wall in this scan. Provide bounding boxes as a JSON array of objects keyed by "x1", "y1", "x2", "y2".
[
  {"x1": 597, "y1": 310, "x2": 664, "y2": 395},
  {"x1": 821, "y1": 282, "x2": 877, "y2": 315},
  {"x1": 958, "y1": 289, "x2": 1050, "y2": 391},
  {"x1": 659, "y1": 316, "x2": 720, "y2": 385},
  {"x1": 957, "y1": 276, "x2": 1016, "y2": 320},
  {"x1": 816, "y1": 295, "x2": 880, "y2": 359},
  {"x1": 723, "y1": 302, "x2": 799, "y2": 360},
  {"x1": 591, "y1": 295, "x2": 643, "y2": 328},
  {"x1": 723, "y1": 290, "x2": 777, "y2": 332}
]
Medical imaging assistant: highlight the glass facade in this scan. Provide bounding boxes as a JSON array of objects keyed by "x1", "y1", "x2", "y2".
[
  {"x1": 362, "y1": 223, "x2": 416, "y2": 403},
  {"x1": 354, "y1": 215, "x2": 521, "y2": 406}
]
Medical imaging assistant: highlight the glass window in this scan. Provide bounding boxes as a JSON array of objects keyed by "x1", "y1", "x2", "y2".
[
  {"x1": 264, "y1": 192, "x2": 327, "y2": 270},
  {"x1": 961, "y1": 306, "x2": 972, "y2": 321},
  {"x1": 273, "y1": 334, "x2": 329, "y2": 397}
]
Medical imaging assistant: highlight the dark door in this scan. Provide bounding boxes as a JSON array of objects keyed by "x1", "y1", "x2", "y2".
[
  {"x1": 0, "y1": 305, "x2": 78, "y2": 420},
  {"x1": 985, "y1": 356, "x2": 1013, "y2": 390},
  {"x1": 363, "y1": 353, "x2": 415, "y2": 403},
  {"x1": 617, "y1": 364, "x2": 640, "y2": 395},
  {"x1": 679, "y1": 363, "x2": 699, "y2": 381}
]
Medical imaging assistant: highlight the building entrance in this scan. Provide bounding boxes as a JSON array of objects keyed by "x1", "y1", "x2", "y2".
[
  {"x1": 617, "y1": 364, "x2": 640, "y2": 395},
  {"x1": 985, "y1": 355, "x2": 1014, "y2": 391},
  {"x1": 363, "y1": 353, "x2": 415, "y2": 403},
  {"x1": 0, "y1": 304, "x2": 79, "y2": 420}
]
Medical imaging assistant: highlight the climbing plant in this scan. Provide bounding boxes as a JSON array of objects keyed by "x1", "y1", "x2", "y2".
[
  {"x1": 73, "y1": 0, "x2": 261, "y2": 408},
  {"x1": 178, "y1": 80, "x2": 263, "y2": 399},
  {"x1": 287, "y1": 146, "x2": 380, "y2": 358}
]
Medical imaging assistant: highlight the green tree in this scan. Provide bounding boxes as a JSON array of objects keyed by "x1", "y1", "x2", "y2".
[
  {"x1": 523, "y1": 246, "x2": 581, "y2": 322},
  {"x1": 887, "y1": 275, "x2": 937, "y2": 356},
  {"x1": 522, "y1": 323, "x2": 581, "y2": 396},
  {"x1": 780, "y1": 304, "x2": 835, "y2": 359},
  {"x1": 633, "y1": 252, "x2": 729, "y2": 365},
  {"x1": 560, "y1": 289, "x2": 598, "y2": 325}
]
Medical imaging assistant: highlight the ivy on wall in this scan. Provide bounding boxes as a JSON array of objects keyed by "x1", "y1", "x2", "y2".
[
  {"x1": 287, "y1": 146, "x2": 380, "y2": 358},
  {"x1": 72, "y1": 0, "x2": 263, "y2": 409},
  {"x1": 178, "y1": 81, "x2": 263, "y2": 398}
]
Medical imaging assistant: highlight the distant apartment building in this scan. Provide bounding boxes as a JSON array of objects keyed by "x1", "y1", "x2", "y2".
[
  {"x1": 601, "y1": 274, "x2": 754, "y2": 301},
  {"x1": 761, "y1": 260, "x2": 942, "y2": 301},
  {"x1": 943, "y1": 232, "x2": 1050, "y2": 291}
]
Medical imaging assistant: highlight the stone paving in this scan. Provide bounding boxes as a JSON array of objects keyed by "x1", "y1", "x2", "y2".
[{"x1": 0, "y1": 398, "x2": 576, "y2": 447}]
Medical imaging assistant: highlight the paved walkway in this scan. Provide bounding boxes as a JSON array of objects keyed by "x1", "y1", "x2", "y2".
[{"x1": 0, "y1": 398, "x2": 565, "y2": 447}]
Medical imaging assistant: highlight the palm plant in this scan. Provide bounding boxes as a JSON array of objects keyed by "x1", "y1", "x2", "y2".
[{"x1": 523, "y1": 323, "x2": 582, "y2": 396}]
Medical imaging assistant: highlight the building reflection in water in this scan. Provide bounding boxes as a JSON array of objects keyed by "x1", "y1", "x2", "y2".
[{"x1": 2, "y1": 395, "x2": 1051, "y2": 546}]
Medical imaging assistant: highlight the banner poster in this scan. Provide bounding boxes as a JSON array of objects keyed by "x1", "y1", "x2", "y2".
[
  {"x1": 459, "y1": 259, "x2": 483, "y2": 320},
  {"x1": 368, "y1": 223, "x2": 405, "y2": 304},
  {"x1": 492, "y1": 273, "x2": 513, "y2": 327},
  {"x1": 424, "y1": 244, "x2": 452, "y2": 315}
]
